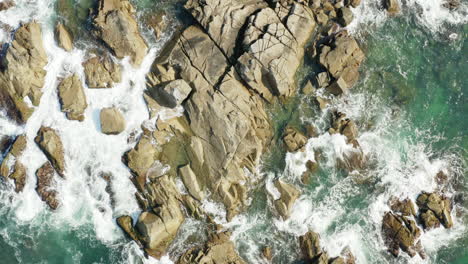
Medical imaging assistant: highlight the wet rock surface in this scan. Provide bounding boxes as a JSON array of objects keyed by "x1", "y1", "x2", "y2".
[
  {"x1": 416, "y1": 192, "x2": 453, "y2": 229},
  {"x1": 299, "y1": 230, "x2": 356, "y2": 264},
  {"x1": 36, "y1": 162, "x2": 60, "y2": 210},
  {"x1": 273, "y1": 179, "x2": 301, "y2": 219},
  {"x1": 55, "y1": 23, "x2": 73, "y2": 52},
  {"x1": 34, "y1": 127, "x2": 66, "y2": 177},
  {"x1": 58, "y1": 74, "x2": 87, "y2": 121},
  {"x1": 0, "y1": 135, "x2": 27, "y2": 192}
]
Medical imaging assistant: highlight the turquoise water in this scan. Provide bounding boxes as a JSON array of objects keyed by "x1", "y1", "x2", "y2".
[{"x1": 0, "y1": 0, "x2": 467, "y2": 264}]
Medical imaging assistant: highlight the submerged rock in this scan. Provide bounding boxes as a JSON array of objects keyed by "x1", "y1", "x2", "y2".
[
  {"x1": 34, "y1": 127, "x2": 66, "y2": 177},
  {"x1": 58, "y1": 74, "x2": 87, "y2": 121},
  {"x1": 0, "y1": 22, "x2": 48, "y2": 123},
  {"x1": 273, "y1": 179, "x2": 300, "y2": 219},
  {"x1": 100, "y1": 107, "x2": 125, "y2": 135},
  {"x1": 36, "y1": 162, "x2": 60, "y2": 210},
  {"x1": 92, "y1": 0, "x2": 148, "y2": 66},
  {"x1": 55, "y1": 23, "x2": 73, "y2": 51},
  {"x1": 83, "y1": 55, "x2": 122, "y2": 88},
  {"x1": 0, "y1": 135, "x2": 27, "y2": 192},
  {"x1": 416, "y1": 192, "x2": 453, "y2": 229},
  {"x1": 178, "y1": 232, "x2": 246, "y2": 264}
]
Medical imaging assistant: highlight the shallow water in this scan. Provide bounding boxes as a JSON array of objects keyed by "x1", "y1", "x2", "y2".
[{"x1": 0, "y1": 0, "x2": 467, "y2": 263}]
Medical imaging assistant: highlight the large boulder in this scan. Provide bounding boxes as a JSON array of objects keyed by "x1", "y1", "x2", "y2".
[
  {"x1": 0, "y1": 135, "x2": 27, "y2": 192},
  {"x1": 92, "y1": 0, "x2": 148, "y2": 66},
  {"x1": 100, "y1": 107, "x2": 125, "y2": 135},
  {"x1": 416, "y1": 192, "x2": 453, "y2": 229},
  {"x1": 83, "y1": 55, "x2": 122, "y2": 88},
  {"x1": 0, "y1": 22, "x2": 48, "y2": 123},
  {"x1": 273, "y1": 179, "x2": 300, "y2": 219},
  {"x1": 55, "y1": 23, "x2": 73, "y2": 51},
  {"x1": 319, "y1": 31, "x2": 364, "y2": 93},
  {"x1": 58, "y1": 74, "x2": 87, "y2": 121},
  {"x1": 34, "y1": 127, "x2": 66, "y2": 177},
  {"x1": 389, "y1": 197, "x2": 416, "y2": 217},
  {"x1": 283, "y1": 126, "x2": 308, "y2": 152},
  {"x1": 178, "y1": 232, "x2": 246, "y2": 264},
  {"x1": 135, "y1": 176, "x2": 184, "y2": 258},
  {"x1": 36, "y1": 162, "x2": 60, "y2": 210},
  {"x1": 382, "y1": 212, "x2": 425, "y2": 258}
]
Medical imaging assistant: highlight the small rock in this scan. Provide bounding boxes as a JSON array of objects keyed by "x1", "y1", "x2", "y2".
[
  {"x1": 302, "y1": 81, "x2": 316, "y2": 95},
  {"x1": 316, "y1": 72, "x2": 330, "y2": 88},
  {"x1": 389, "y1": 197, "x2": 416, "y2": 217},
  {"x1": 0, "y1": 0, "x2": 14, "y2": 11},
  {"x1": 382, "y1": 212, "x2": 424, "y2": 258},
  {"x1": 299, "y1": 231, "x2": 322, "y2": 260},
  {"x1": 383, "y1": 0, "x2": 400, "y2": 15},
  {"x1": 36, "y1": 162, "x2": 59, "y2": 210},
  {"x1": 145, "y1": 79, "x2": 192, "y2": 108},
  {"x1": 443, "y1": 0, "x2": 460, "y2": 10},
  {"x1": 179, "y1": 164, "x2": 205, "y2": 201},
  {"x1": 58, "y1": 74, "x2": 87, "y2": 121},
  {"x1": 316, "y1": 10, "x2": 329, "y2": 25},
  {"x1": 262, "y1": 246, "x2": 273, "y2": 261},
  {"x1": 100, "y1": 107, "x2": 126, "y2": 135},
  {"x1": 55, "y1": 23, "x2": 73, "y2": 51},
  {"x1": 35, "y1": 127, "x2": 66, "y2": 177},
  {"x1": 338, "y1": 7, "x2": 354, "y2": 27},
  {"x1": 273, "y1": 179, "x2": 300, "y2": 219},
  {"x1": 83, "y1": 56, "x2": 122, "y2": 88},
  {"x1": 327, "y1": 76, "x2": 349, "y2": 95},
  {"x1": 346, "y1": 0, "x2": 361, "y2": 8},
  {"x1": 416, "y1": 192, "x2": 453, "y2": 229},
  {"x1": 283, "y1": 127, "x2": 308, "y2": 152}
]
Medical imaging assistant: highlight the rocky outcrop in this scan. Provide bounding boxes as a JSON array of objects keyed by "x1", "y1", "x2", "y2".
[
  {"x1": 55, "y1": 23, "x2": 73, "y2": 51},
  {"x1": 0, "y1": 22, "x2": 48, "y2": 123},
  {"x1": 319, "y1": 30, "x2": 364, "y2": 94},
  {"x1": 83, "y1": 55, "x2": 122, "y2": 88},
  {"x1": 145, "y1": 79, "x2": 192, "y2": 108},
  {"x1": 135, "y1": 176, "x2": 185, "y2": 258},
  {"x1": 34, "y1": 127, "x2": 66, "y2": 177},
  {"x1": 416, "y1": 192, "x2": 453, "y2": 229},
  {"x1": 36, "y1": 162, "x2": 60, "y2": 210},
  {"x1": 179, "y1": 164, "x2": 205, "y2": 201},
  {"x1": 337, "y1": 7, "x2": 353, "y2": 27},
  {"x1": 100, "y1": 107, "x2": 125, "y2": 135},
  {"x1": 92, "y1": 0, "x2": 148, "y2": 66},
  {"x1": 178, "y1": 232, "x2": 246, "y2": 264},
  {"x1": 382, "y1": 211, "x2": 425, "y2": 259},
  {"x1": 273, "y1": 179, "x2": 300, "y2": 219},
  {"x1": 299, "y1": 230, "x2": 355, "y2": 264},
  {"x1": 389, "y1": 197, "x2": 416, "y2": 217},
  {"x1": 0, "y1": 135, "x2": 27, "y2": 192},
  {"x1": 329, "y1": 112, "x2": 358, "y2": 142},
  {"x1": 283, "y1": 126, "x2": 308, "y2": 152},
  {"x1": 58, "y1": 74, "x2": 87, "y2": 121},
  {"x1": 124, "y1": 135, "x2": 158, "y2": 189},
  {"x1": 383, "y1": 0, "x2": 400, "y2": 15}
]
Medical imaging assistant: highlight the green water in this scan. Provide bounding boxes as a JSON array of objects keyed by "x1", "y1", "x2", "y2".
[{"x1": 0, "y1": 1, "x2": 467, "y2": 264}]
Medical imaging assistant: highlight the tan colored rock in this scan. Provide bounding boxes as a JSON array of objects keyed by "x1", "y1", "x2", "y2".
[
  {"x1": 319, "y1": 31, "x2": 364, "y2": 90},
  {"x1": 58, "y1": 74, "x2": 87, "y2": 121},
  {"x1": 389, "y1": 197, "x2": 416, "y2": 217},
  {"x1": 125, "y1": 136, "x2": 158, "y2": 190},
  {"x1": 300, "y1": 231, "x2": 322, "y2": 260},
  {"x1": 330, "y1": 112, "x2": 358, "y2": 142},
  {"x1": 145, "y1": 79, "x2": 192, "y2": 108},
  {"x1": 384, "y1": 0, "x2": 400, "y2": 15},
  {"x1": 382, "y1": 212, "x2": 425, "y2": 258},
  {"x1": 178, "y1": 232, "x2": 246, "y2": 264},
  {"x1": 34, "y1": 127, "x2": 66, "y2": 177},
  {"x1": 262, "y1": 246, "x2": 273, "y2": 261},
  {"x1": 83, "y1": 56, "x2": 122, "y2": 88},
  {"x1": 0, "y1": 22, "x2": 48, "y2": 123},
  {"x1": 100, "y1": 107, "x2": 125, "y2": 135},
  {"x1": 327, "y1": 76, "x2": 349, "y2": 95},
  {"x1": 283, "y1": 127, "x2": 308, "y2": 152},
  {"x1": 179, "y1": 164, "x2": 204, "y2": 201},
  {"x1": 0, "y1": 0, "x2": 15, "y2": 11},
  {"x1": 36, "y1": 162, "x2": 60, "y2": 210},
  {"x1": 117, "y1": 215, "x2": 143, "y2": 247},
  {"x1": 337, "y1": 7, "x2": 353, "y2": 27},
  {"x1": 273, "y1": 179, "x2": 300, "y2": 219},
  {"x1": 136, "y1": 176, "x2": 184, "y2": 258},
  {"x1": 93, "y1": 0, "x2": 148, "y2": 66},
  {"x1": 416, "y1": 192, "x2": 453, "y2": 229},
  {"x1": 0, "y1": 134, "x2": 27, "y2": 192},
  {"x1": 55, "y1": 23, "x2": 73, "y2": 51}
]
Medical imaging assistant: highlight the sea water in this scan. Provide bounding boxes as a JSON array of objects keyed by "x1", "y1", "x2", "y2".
[{"x1": 0, "y1": 0, "x2": 466, "y2": 263}]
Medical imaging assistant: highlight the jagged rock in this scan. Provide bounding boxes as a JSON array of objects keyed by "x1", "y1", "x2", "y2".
[
  {"x1": 0, "y1": 135, "x2": 27, "y2": 192},
  {"x1": 273, "y1": 179, "x2": 300, "y2": 219},
  {"x1": 346, "y1": 0, "x2": 361, "y2": 8},
  {"x1": 145, "y1": 79, "x2": 192, "y2": 108},
  {"x1": 383, "y1": 0, "x2": 400, "y2": 15},
  {"x1": 58, "y1": 74, "x2": 87, "y2": 121},
  {"x1": 316, "y1": 10, "x2": 329, "y2": 25},
  {"x1": 262, "y1": 246, "x2": 273, "y2": 261},
  {"x1": 83, "y1": 56, "x2": 122, "y2": 88},
  {"x1": 143, "y1": 10, "x2": 167, "y2": 39},
  {"x1": 302, "y1": 160, "x2": 319, "y2": 185},
  {"x1": 382, "y1": 212, "x2": 425, "y2": 258},
  {"x1": 100, "y1": 107, "x2": 125, "y2": 135},
  {"x1": 181, "y1": 194, "x2": 204, "y2": 219},
  {"x1": 55, "y1": 23, "x2": 73, "y2": 51},
  {"x1": 136, "y1": 175, "x2": 184, "y2": 258},
  {"x1": 0, "y1": 22, "x2": 48, "y2": 123},
  {"x1": 389, "y1": 197, "x2": 416, "y2": 217},
  {"x1": 36, "y1": 162, "x2": 59, "y2": 210},
  {"x1": 443, "y1": 0, "x2": 460, "y2": 10},
  {"x1": 34, "y1": 127, "x2": 66, "y2": 177},
  {"x1": 92, "y1": 0, "x2": 148, "y2": 66},
  {"x1": 300, "y1": 231, "x2": 322, "y2": 260},
  {"x1": 302, "y1": 81, "x2": 316, "y2": 95},
  {"x1": 416, "y1": 192, "x2": 453, "y2": 229},
  {"x1": 435, "y1": 170, "x2": 449, "y2": 185},
  {"x1": 0, "y1": 0, "x2": 14, "y2": 11},
  {"x1": 327, "y1": 76, "x2": 349, "y2": 95},
  {"x1": 420, "y1": 210, "x2": 440, "y2": 230},
  {"x1": 316, "y1": 72, "x2": 330, "y2": 88},
  {"x1": 125, "y1": 136, "x2": 158, "y2": 190},
  {"x1": 319, "y1": 31, "x2": 364, "y2": 90},
  {"x1": 337, "y1": 7, "x2": 353, "y2": 27},
  {"x1": 178, "y1": 232, "x2": 246, "y2": 264},
  {"x1": 179, "y1": 164, "x2": 204, "y2": 201},
  {"x1": 283, "y1": 127, "x2": 308, "y2": 152},
  {"x1": 330, "y1": 112, "x2": 358, "y2": 142},
  {"x1": 117, "y1": 215, "x2": 143, "y2": 247}
]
